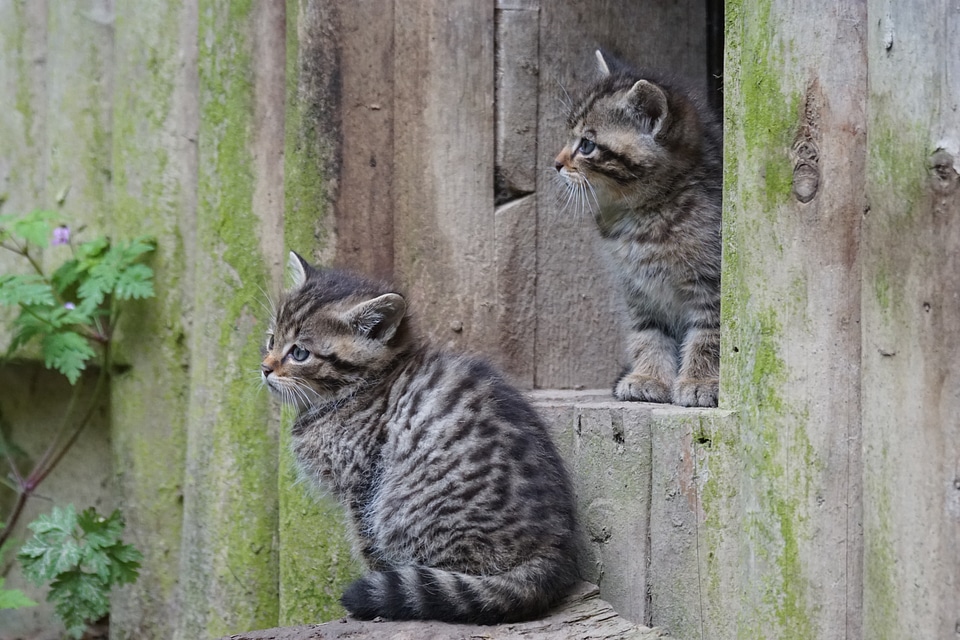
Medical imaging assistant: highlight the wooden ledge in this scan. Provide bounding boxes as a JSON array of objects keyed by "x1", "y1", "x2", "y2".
[{"x1": 220, "y1": 582, "x2": 670, "y2": 640}]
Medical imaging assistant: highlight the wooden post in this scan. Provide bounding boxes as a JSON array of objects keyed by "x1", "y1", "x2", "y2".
[
  {"x1": 862, "y1": 2, "x2": 960, "y2": 637},
  {"x1": 175, "y1": 2, "x2": 284, "y2": 636},
  {"x1": 722, "y1": 0, "x2": 866, "y2": 637},
  {"x1": 108, "y1": 0, "x2": 197, "y2": 635},
  {"x1": 278, "y1": 0, "x2": 362, "y2": 624}
]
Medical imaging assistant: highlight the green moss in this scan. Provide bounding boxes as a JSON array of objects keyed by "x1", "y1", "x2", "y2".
[
  {"x1": 863, "y1": 446, "x2": 896, "y2": 640},
  {"x1": 106, "y1": 3, "x2": 195, "y2": 637},
  {"x1": 874, "y1": 267, "x2": 890, "y2": 313},
  {"x1": 276, "y1": 2, "x2": 354, "y2": 622},
  {"x1": 728, "y1": 309, "x2": 818, "y2": 640},
  {"x1": 725, "y1": 0, "x2": 800, "y2": 213},
  {"x1": 6, "y1": 1, "x2": 33, "y2": 149},
  {"x1": 283, "y1": 0, "x2": 332, "y2": 258},
  {"x1": 177, "y1": 1, "x2": 280, "y2": 636}
]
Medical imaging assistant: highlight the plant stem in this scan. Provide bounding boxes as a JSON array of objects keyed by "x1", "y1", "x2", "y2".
[{"x1": 0, "y1": 345, "x2": 111, "y2": 548}]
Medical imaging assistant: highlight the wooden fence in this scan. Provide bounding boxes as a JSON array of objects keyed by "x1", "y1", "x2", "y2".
[{"x1": 0, "y1": 0, "x2": 957, "y2": 639}]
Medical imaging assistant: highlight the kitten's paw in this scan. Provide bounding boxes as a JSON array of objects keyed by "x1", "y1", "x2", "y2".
[
  {"x1": 614, "y1": 374, "x2": 672, "y2": 403},
  {"x1": 672, "y1": 378, "x2": 719, "y2": 407}
]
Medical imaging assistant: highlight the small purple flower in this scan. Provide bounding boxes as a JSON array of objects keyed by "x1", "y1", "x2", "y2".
[
  {"x1": 52, "y1": 225, "x2": 70, "y2": 246},
  {"x1": 64, "y1": 302, "x2": 76, "y2": 310}
]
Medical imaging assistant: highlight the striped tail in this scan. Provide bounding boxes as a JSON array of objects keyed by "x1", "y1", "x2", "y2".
[{"x1": 340, "y1": 556, "x2": 577, "y2": 624}]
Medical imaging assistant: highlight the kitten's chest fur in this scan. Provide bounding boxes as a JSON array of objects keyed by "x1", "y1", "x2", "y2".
[{"x1": 599, "y1": 187, "x2": 721, "y2": 333}]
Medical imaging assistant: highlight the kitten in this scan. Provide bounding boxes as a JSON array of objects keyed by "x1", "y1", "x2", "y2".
[
  {"x1": 554, "y1": 50, "x2": 722, "y2": 408},
  {"x1": 261, "y1": 252, "x2": 579, "y2": 624}
]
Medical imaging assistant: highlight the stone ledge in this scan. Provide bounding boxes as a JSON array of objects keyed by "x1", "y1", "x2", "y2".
[{"x1": 219, "y1": 582, "x2": 670, "y2": 640}]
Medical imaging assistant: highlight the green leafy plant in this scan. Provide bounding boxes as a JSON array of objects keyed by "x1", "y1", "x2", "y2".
[
  {"x1": 0, "y1": 210, "x2": 153, "y2": 635},
  {"x1": 0, "y1": 536, "x2": 37, "y2": 610},
  {"x1": 18, "y1": 506, "x2": 142, "y2": 638}
]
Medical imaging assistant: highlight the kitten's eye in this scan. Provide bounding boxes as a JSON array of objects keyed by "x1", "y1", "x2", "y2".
[
  {"x1": 577, "y1": 139, "x2": 597, "y2": 156},
  {"x1": 267, "y1": 335, "x2": 275, "y2": 350},
  {"x1": 290, "y1": 345, "x2": 310, "y2": 362}
]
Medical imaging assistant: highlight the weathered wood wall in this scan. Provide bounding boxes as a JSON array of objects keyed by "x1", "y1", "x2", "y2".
[
  {"x1": 1, "y1": 1, "x2": 958, "y2": 640},
  {"x1": 861, "y1": 1, "x2": 960, "y2": 637}
]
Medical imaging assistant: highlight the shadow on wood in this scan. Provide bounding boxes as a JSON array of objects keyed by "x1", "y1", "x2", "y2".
[{"x1": 218, "y1": 583, "x2": 670, "y2": 640}]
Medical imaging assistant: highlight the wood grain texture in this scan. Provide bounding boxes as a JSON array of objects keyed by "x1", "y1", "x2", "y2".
[
  {"x1": 862, "y1": 2, "x2": 960, "y2": 638},
  {"x1": 218, "y1": 582, "x2": 670, "y2": 640},
  {"x1": 392, "y1": 0, "x2": 498, "y2": 358},
  {"x1": 176, "y1": 2, "x2": 283, "y2": 636},
  {"x1": 108, "y1": 0, "x2": 198, "y2": 635},
  {"x1": 335, "y1": 0, "x2": 395, "y2": 280},
  {"x1": 722, "y1": 1, "x2": 866, "y2": 637}
]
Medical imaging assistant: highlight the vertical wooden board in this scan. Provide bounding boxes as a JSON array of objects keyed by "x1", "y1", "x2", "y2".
[
  {"x1": 495, "y1": 0, "x2": 539, "y2": 199},
  {"x1": 43, "y1": 0, "x2": 113, "y2": 229},
  {"x1": 392, "y1": 1, "x2": 499, "y2": 358},
  {"x1": 493, "y1": 2, "x2": 539, "y2": 386},
  {"x1": 0, "y1": 0, "x2": 47, "y2": 212},
  {"x1": 862, "y1": 2, "x2": 960, "y2": 638},
  {"x1": 722, "y1": 1, "x2": 865, "y2": 638},
  {"x1": 334, "y1": 0, "x2": 395, "y2": 280},
  {"x1": 278, "y1": 1, "x2": 361, "y2": 623},
  {"x1": 281, "y1": 0, "x2": 338, "y2": 269},
  {"x1": 108, "y1": 0, "x2": 197, "y2": 636},
  {"x1": 495, "y1": 195, "x2": 538, "y2": 388},
  {"x1": 0, "y1": 0, "x2": 48, "y2": 347},
  {"x1": 534, "y1": 0, "x2": 708, "y2": 389},
  {"x1": 648, "y1": 409, "x2": 739, "y2": 640},
  {"x1": 176, "y1": 2, "x2": 281, "y2": 637},
  {"x1": 567, "y1": 402, "x2": 652, "y2": 624}
]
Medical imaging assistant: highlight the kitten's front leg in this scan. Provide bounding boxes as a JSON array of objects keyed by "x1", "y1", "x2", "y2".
[
  {"x1": 674, "y1": 326, "x2": 720, "y2": 407},
  {"x1": 614, "y1": 328, "x2": 678, "y2": 403}
]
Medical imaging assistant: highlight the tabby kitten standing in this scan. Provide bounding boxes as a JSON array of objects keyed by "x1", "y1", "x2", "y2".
[
  {"x1": 261, "y1": 252, "x2": 578, "y2": 624},
  {"x1": 554, "y1": 51, "x2": 722, "y2": 407}
]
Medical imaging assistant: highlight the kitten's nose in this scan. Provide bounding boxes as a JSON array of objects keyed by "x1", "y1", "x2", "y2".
[
  {"x1": 261, "y1": 362, "x2": 274, "y2": 377},
  {"x1": 554, "y1": 150, "x2": 567, "y2": 172}
]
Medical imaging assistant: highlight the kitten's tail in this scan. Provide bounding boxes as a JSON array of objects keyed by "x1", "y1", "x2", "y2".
[{"x1": 340, "y1": 554, "x2": 578, "y2": 624}]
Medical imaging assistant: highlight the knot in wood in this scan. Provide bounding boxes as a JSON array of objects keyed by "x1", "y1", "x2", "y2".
[
  {"x1": 792, "y1": 140, "x2": 820, "y2": 203},
  {"x1": 929, "y1": 149, "x2": 959, "y2": 195}
]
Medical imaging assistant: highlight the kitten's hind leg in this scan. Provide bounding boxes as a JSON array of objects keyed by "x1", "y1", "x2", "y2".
[
  {"x1": 614, "y1": 329, "x2": 678, "y2": 403},
  {"x1": 674, "y1": 326, "x2": 720, "y2": 407}
]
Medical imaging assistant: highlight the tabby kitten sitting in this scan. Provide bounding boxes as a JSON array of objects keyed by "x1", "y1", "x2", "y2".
[
  {"x1": 261, "y1": 252, "x2": 579, "y2": 624},
  {"x1": 554, "y1": 50, "x2": 722, "y2": 407}
]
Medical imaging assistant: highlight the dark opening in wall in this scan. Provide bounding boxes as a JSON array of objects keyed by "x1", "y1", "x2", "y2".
[{"x1": 706, "y1": 0, "x2": 725, "y2": 113}]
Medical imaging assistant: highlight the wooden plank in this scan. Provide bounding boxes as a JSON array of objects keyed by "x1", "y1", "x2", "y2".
[
  {"x1": 43, "y1": 0, "x2": 114, "y2": 229},
  {"x1": 219, "y1": 582, "x2": 671, "y2": 640},
  {"x1": 335, "y1": 0, "x2": 395, "y2": 280},
  {"x1": 0, "y1": 0, "x2": 47, "y2": 213},
  {"x1": 108, "y1": 0, "x2": 198, "y2": 636},
  {"x1": 278, "y1": 2, "x2": 363, "y2": 625},
  {"x1": 0, "y1": 0, "x2": 48, "y2": 350},
  {"x1": 176, "y1": 2, "x2": 283, "y2": 636},
  {"x1": 496, "y1": 195, "x2": 538, "y2": 387},
  {"x1": 392, "y1": 1, "x2": 498, "y2": 358},
  {"x1": 722, "y1": 1, "x2": 866, "y2": 637},
  {"x1": 534, "y1": 0, "x2": 708, "y2": 389},
  {"x1": 861, "y1": 2, "x2": 960, "y2": 638},
  {"x1": 495, "y1": 1, "x2": 539, "y2": 200}
]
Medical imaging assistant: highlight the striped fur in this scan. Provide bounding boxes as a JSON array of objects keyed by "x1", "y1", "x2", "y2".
[
  {"x1": 554, "y1": 50, "x2": 722, "y2": 407},
  {"x1": 261, "y1": 253, "x2": 578, "y2": 623}
]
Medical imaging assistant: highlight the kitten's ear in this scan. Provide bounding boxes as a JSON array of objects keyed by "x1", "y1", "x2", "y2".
[
  {"x1": 626, "y1": 80, "x2": 668, "y2": 136},
  {"x1": 287, "y1": 251, "x2": 311, "y2": 289},
  {"x1": 345, "y1": 293, "x2": 406, "y2": 342},
  {"x1": 595, "y1": 49, "x2": 611, "y2": 77}
]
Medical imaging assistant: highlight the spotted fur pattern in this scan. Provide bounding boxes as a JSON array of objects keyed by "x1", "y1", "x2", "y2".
[
  {"x1": 554, "y1": 50, "x2": 722, "y2": 407},
  {"x1": 261, "y1": 253, "x2": 578, "y2": 623}
]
